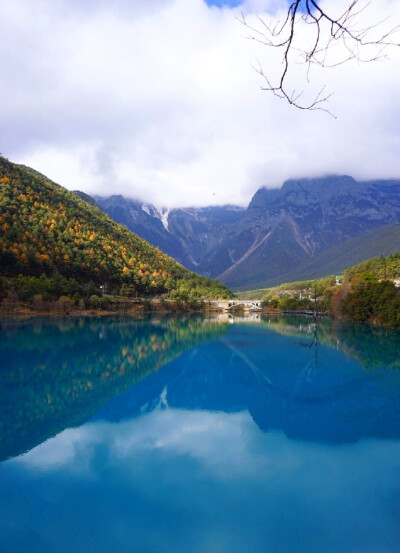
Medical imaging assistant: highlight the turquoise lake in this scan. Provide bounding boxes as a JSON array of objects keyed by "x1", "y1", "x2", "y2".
[{"x1": 0, "y1": 315, "x2": 400, "y2": 552}]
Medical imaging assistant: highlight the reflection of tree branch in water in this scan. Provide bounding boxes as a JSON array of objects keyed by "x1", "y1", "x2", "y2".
[
  {"x1": 310, "y1": 317, "x2": 319, "y2": 367},
  {"x1": 293, "y1": 318, "x2": 320, "y2": 396},
  {"x1": 221, "y1": 318, "x2": 320, "y2": 391}
]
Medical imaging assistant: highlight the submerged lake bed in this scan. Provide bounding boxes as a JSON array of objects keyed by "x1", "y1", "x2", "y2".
[{"x1": 1, "y1": 315, "x2": 400, "y2": 553}]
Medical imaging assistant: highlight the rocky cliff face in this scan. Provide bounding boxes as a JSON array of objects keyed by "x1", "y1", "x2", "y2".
[
  {"x1": 167, "y1": 206, "x2": 245, "y2": 270},
  {"x1": 95, "y1": 176, "x2": 400, "y2": 289}
]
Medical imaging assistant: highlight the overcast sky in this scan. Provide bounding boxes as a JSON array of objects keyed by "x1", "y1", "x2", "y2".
[{"x1": 1, "y1": 0, "x2": 400, "y2": 207}]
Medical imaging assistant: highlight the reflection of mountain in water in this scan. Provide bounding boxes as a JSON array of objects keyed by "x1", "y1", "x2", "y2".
[
  {"x1": 0, "y1": 317, "x2": 228, "y2": 462},
  {"x1": 94, "y1": 322, "x2": 400, "y2": 444},
  {"x1": 1, "y1": 316, "x2": 400, "y2": 462}
]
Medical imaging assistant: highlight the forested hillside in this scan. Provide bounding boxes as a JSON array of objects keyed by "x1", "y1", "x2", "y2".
[
  {"x1": 343, "y1": 253, "x2": 400, "y2": 281},
  {"x1": 249, "y1": 253, "x2": 400, "y2": 327},
  {"x1": 339, "y1": 254, "x2": 400, "y2": 327},
  {"x1": 0, "y1": 157, "x2": 231, "y2": 299}
]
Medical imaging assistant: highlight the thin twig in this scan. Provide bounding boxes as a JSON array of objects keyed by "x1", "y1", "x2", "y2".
[{"x1": 238, "y1": 0, "x2": 400, "y2": 115}]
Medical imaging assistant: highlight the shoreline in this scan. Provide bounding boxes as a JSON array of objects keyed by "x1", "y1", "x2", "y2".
[
  {"x1": 0, "y1": 303, "x2": 328, "y2": 321},
  {"x1": 2, "y1": 302, "x2": 396, "y2": 329},
  {"x1": 0, "y1": 299, "x2": 225, "y2": 320}
]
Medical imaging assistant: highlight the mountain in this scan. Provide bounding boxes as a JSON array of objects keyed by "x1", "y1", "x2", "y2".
[
  {"x1": 257, "y1": 223, "x2": 400, "y2": 288},
  {"x1": 167, "y1": 205, "x2": 245, "y2": 269},
  {"x1": 95, "y1": 175, "x2": 400, "y2": 290},
  {"x1": 94, "y1": 195, "x2": 190, "y2": 268},
  {"x1": 95, "y1": 195, "x2": 245, "y2": 270},
  {"x1": 208, "y1": 176, "x2": 400, "y2": 289},
  {"x1": 0, "y1": 156, "x2": 231, "y2": 298}
]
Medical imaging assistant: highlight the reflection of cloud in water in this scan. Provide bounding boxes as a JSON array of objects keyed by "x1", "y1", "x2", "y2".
[
  {"x1": 3, "y1": 408, "x2": 400, "y2": 553},
  {"x1": 17, "y1": 410, "x2": 261, "y2": 476}
]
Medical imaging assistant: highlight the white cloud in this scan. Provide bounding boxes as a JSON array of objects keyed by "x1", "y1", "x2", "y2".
[{"x1": 1, "y1": 0, "x2": 400, "y2": 207}]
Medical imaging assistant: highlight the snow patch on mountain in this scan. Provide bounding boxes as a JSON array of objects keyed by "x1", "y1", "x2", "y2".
[
  {"x1": 159, "y1": 208, "x2": 170, "y2": 231},
  {"x1": 140, "y1": 203, "x2": 170, "y2": 232}
]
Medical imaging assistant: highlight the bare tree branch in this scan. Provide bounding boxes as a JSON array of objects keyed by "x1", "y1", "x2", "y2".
[{"x1": 239, "y1": 0, "x2": 400, "y2": 116}]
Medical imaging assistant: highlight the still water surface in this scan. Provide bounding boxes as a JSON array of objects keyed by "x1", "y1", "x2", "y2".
[{"x1": 0, "y1": 315, "x2": 400, "y2": 553}]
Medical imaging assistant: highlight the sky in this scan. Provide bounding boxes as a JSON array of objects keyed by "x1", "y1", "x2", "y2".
[{"x1": 1, "y1": 0, "x2": 400, "y2": 207}]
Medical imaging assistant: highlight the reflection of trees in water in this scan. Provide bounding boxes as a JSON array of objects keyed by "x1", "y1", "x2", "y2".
[
  {"x1": 261, "y1": 315, "x2": 400, "y2": 371},
  {"x1": 0, "y1": 316, "x2": 229, "y2": 462}
]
